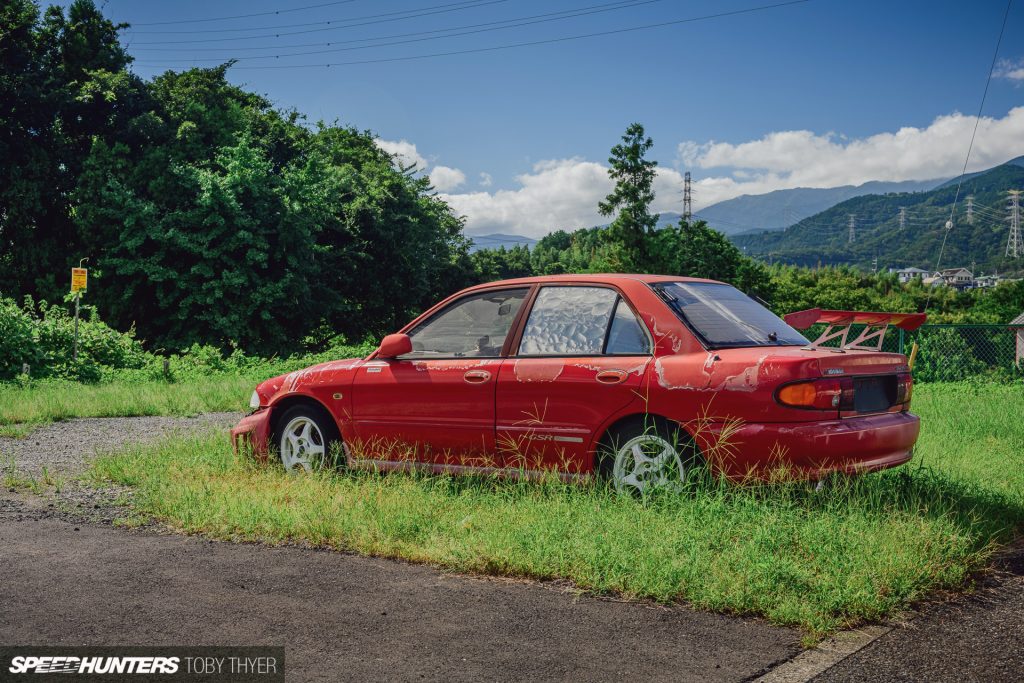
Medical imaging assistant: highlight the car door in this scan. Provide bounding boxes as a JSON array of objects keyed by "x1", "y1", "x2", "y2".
[
  {"x1": 351, "y1": 287, "x2": 530, "y2": 468},
  {"x1": 496, "y1": 285, "x2": 653, "y2": 474}
]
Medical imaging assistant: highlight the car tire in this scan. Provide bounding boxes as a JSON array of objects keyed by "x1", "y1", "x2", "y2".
[
  {"x1": 274, "y1": 404, "x2": 344, "y2": 473},
  {"x1": 597, "y1": 415, "x2": 702, "y2": 495}
]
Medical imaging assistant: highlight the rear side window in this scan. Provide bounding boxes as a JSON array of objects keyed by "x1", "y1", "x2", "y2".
[
  {"x1": 605, "y1": 299, "x2": 650, "y2": 354},
  {"x1": 518, "y1": 286, "x2": 649, "y2": 356}
]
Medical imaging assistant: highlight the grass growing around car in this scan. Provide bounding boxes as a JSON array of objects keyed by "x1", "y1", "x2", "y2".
[{"x1": 86, "y1": 383, "x2": 1023, "y2": 638}]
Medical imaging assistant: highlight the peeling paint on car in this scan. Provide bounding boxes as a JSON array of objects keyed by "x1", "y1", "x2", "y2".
[{"x1": 513, "y1": 360, "x2": 565, "y2": 382}]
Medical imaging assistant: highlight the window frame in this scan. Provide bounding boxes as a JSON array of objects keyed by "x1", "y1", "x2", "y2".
[
  {"x1": 510, "y1": 283, "x2": 654, "y2": 358},
  {"x1": 397, "y1": 286, "x2": 532, "y2": 361}
]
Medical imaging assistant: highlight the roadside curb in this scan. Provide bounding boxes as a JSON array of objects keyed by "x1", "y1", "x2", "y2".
[{"x1": 753, "y1": 625, "x2": 892, "y2": 683}]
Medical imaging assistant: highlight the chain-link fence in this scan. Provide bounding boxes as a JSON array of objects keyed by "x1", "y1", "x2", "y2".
[
  {"x1": 801, "y1": 323, "x2": 1023, "y2": 383},
  {"x1": 902, "y1": 325, "x2": 1022, "y2": 383}
]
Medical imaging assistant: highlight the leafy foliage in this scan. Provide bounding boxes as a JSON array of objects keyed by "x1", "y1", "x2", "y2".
[
  {"x1": 0, "y1": 293, "x2": 147, "y2": 381},
  {"x1": 2, "y1": 1, "x2": 472, "y2": 356}
]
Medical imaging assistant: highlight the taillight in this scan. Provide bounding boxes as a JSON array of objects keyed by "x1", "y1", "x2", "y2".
[
  {"x1": 776, "y1": 378, "x2": 845, "y2": 410},
  {"x1": 896, "y1": 372, "x2": 913, "y2": 405}
]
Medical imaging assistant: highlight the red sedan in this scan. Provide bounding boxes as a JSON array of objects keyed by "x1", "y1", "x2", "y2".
[{"x1": 232, "y1": 275, "x2": 920, "y2": 493}]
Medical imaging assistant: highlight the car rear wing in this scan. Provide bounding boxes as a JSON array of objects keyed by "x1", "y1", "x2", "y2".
[{"x1": 783, "y1": 309, "x2": 927, "y2": 352}]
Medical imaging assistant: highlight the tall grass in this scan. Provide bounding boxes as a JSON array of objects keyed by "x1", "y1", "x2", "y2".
[{"x1": 87, "y1": 383, "x2": 1023, "y2": 636}]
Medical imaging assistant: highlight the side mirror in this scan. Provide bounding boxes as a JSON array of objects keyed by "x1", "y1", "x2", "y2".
[{"x1": 377, "y1": 333, "x2": 413, "y2": 359}]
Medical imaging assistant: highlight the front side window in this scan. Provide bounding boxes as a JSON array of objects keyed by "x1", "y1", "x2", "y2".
[
  {"x1": 519, "y1": 286, "x2": 648, "y2": 356},
  {"x1": 654, "y1": 282, "x2": 807, "y2": 349},
  {"x1": 403, "y1": 288, "x2": 528, "y2": 358}
]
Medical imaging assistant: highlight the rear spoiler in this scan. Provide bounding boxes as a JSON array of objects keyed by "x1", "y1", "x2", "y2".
[{"x1": 783, "y1": 308, "x2": 927, "y2": 352}]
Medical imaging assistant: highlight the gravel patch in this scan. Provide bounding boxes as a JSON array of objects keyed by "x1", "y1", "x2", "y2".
[{"x1": 0, "y1": 412, "x2": 241, "y2": 478}]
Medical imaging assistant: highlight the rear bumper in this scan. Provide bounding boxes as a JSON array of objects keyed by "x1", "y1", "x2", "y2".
[
  {"x1": 230, "y1": 409, "x2": 272, "y2": 460},
  {"x1": 701, "y1": 411, "x2": 920, "y2": 480}
]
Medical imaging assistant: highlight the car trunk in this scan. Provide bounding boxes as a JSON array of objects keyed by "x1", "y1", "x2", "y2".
[{"x1": 703, "y1": 347, "x2": 911, "y2": 421}]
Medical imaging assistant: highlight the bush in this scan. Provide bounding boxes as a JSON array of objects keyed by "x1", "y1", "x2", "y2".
[{"x1": 0, "y1": 294, "x2": 150, "y2": 382}]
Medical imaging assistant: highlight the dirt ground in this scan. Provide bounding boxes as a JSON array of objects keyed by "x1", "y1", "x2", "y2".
[{"x1": 2, "y1": 416, "x2": 1021, "y2": 682}]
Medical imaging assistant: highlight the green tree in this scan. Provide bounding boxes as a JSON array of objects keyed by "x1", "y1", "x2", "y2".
[{"x1": 598, "y1": 123, "x2": 658, "y2": 271}]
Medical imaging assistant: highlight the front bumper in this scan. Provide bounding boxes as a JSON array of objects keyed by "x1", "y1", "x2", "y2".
[
  {"x1": 699, "y1": 411, "x2": 920, "y2": 480},
  {"x1": 230, "y1": 408, "x2": 272, "y2": 460}
]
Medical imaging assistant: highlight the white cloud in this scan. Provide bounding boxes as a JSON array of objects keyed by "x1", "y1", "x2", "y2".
[
  {"x1": 428, "y1": 165, "x2": 466, "y2": 191},
  {"x1": 441, "y1": 159, "x2": 687, "y2": 238},
  {"x1": 427, "y1": 108, "x2": 1024, "y2": 237},
  {"x1": 683, "y1": 107, "x2": 1024, "y2": 208},
  {"x1": 478, "y1": 172, "x2": 493, "y2": 187},
  {"x1": 995, "y1": 57, "x2": 1024, "y2": 83},
  {"x1": 375, "y1": 138, "x2": 427, "y2": 170}
]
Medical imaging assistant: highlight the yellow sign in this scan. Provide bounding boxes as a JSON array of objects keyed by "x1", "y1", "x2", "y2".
[{"x1": 71, "y1": 267, "x2": 88, "y2": 293}]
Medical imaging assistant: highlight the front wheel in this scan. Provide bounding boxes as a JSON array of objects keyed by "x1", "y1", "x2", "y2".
[
  {"x1": 598, "y1": 417, "x2": 701, "y2": 495},
  {"x1": 275, "y1": 405, "x2": 343, "y2": 473}
]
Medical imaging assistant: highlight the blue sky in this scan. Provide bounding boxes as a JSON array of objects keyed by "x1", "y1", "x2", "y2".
[{"x1": 60, "y1": 0, "x2": 1024, "y2": 235}]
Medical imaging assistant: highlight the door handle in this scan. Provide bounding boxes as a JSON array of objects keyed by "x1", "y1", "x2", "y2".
[
  {"x1": 463, "y1": 369, "x2": 492, "y2": 384},
  {"x1": 595, "y1": 369, "x2": 627, "y2": 385}
]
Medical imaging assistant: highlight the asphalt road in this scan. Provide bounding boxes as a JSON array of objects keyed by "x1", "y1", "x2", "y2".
[
  {"x1": 812, "y1": 543, "x2": 1024, "y2": 683},
  {"x1": 1, "y1": 494, "x2": 799, "y2": 682}
]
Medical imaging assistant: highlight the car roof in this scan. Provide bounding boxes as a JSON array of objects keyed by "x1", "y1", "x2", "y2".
[{"x1": 466, "y1": 273, "x2": 725, "y2": 289}]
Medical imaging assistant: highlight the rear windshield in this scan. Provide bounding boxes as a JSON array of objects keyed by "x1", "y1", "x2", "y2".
[{"x1": 653, "y1": 282, "x2": 808, "y2": 349}]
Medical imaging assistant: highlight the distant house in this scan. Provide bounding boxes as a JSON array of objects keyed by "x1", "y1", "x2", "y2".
[
  {"x1": 933, "y1": 268, "x2": 975, "y2": 290},
  {"x1": 892, "y1": 267, "x2": 929, "y2": 284},
  {"x1": 974, "y1": 274, "x2": 1004, "y2": 288},
  {"x1": 1012, "y1": 312, "x2": 1024, "y2": 367}
]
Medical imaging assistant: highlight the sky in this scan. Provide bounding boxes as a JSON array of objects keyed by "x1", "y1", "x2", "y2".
[{"x1": 62, "y1": 0, "x2": 1024, "y2": 237}]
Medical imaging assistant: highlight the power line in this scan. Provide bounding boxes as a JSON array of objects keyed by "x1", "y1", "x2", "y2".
[
  {"x1": 927, "y1": 0, "x2": 1012, "y2": 309},
  {"x1": 127, "y1": 0, "x2": 510, "y2": 42},
  {"x1": 130, "y1": 0, "x2": 362, "y2": 26},
  {"x1": 129, "y1": 0, "x2": 654, "y2": 53},
  {"x1": 133, "y1": 0, "x2": 813, "y2": 70},
  {"x1": 132, "y1": 0, "x2": 669, "y2": 63}
]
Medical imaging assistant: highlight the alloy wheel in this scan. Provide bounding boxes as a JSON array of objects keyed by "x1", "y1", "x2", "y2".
[
  {"x1": 611, "y1": 433, "x2": 685, "y2": 495},
  {"x1": 279, "y1": 416, "x2": 326, "y2": 473}
]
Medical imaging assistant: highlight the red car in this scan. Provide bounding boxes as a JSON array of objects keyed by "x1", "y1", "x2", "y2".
[{"x1": 232, "y1": 274, "x2": 921, "y2": 493}]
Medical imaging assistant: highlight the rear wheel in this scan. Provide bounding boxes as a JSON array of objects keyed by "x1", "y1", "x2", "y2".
[
  {"x1": 275, "y1": 405, "x2": 343, "y2": 473},
  {"x1": 598, "y1": 416, "x2": 701, "y2": 495}
]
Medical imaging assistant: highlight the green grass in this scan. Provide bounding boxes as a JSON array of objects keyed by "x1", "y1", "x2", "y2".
[
  {"x1": 85, "y1": 383, "x2": 1024, "y2": 637},
  {"x1": 0, "y1": 377, "x2": 252, "y2": 436}
]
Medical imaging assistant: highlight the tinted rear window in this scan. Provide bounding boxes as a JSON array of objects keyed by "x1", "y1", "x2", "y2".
[{"x1": 653, "y1": 282, "x2": 808, "y2": 349}]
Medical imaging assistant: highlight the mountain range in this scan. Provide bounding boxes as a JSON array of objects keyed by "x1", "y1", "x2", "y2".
[
  {"x1": 730, "y1": 158, "x2": 1024, "y2": 275},
  {"x1": 687, "y1": 179, "x2": 945, "y2": 235}
]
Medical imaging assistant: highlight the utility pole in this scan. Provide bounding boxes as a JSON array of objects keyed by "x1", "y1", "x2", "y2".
[
  {"x1": 848, "y1": 214, "x2": 856, "y2": 244},
  {"x1": 966, "y1": 195, "x2": 974, "y2": 225},
  {"x1": 682, "y1": 171, "x2": 692, "y2": 223},
  {"x1": 1007, "y1": 190, "x2": 1022, "y2": 258},
  {"x1": 898, "y1": 207, "x2": 906, "y2": 230}
]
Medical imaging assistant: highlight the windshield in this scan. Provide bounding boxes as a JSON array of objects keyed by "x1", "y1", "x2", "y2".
[{"x1": 653, "y1": 282, "x2": 808, "y2": 349}]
